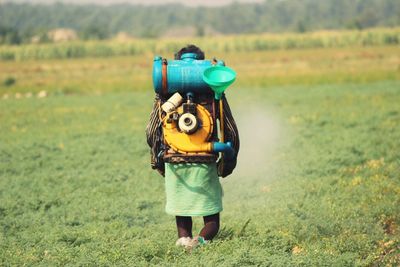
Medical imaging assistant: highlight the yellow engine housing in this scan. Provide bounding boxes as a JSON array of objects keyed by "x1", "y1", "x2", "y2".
[{"x1": 163, "y1": 104, "x2": 214, "y2": 154}]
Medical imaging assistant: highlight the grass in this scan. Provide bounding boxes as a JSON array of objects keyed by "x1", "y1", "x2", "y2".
[
  {"x1": 0, "y1": 27, "x2": 399, "y2": 61},
  {"x1": 0, "y1": 43, "x2": 399, "y2": 265},
  {"x1": 0, "y1": 45, "x2": 399, "y2": 96}
]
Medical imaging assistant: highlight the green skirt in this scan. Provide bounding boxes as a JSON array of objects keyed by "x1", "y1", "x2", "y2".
[{"x1": 164, "y1": 162, "x2": 223, "y2": 216}]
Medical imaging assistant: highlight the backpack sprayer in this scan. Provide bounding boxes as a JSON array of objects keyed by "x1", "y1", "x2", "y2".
[{"x1": 152, "y1": 52, "x2": 236, "y2": 160}]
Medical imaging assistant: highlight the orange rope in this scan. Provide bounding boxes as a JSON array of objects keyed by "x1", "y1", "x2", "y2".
[{"x1": 219, "y1": 99, "x2": 224, "y2": 143}]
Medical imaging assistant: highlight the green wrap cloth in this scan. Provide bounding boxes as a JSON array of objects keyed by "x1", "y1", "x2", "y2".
[{"x1": 164, "y1": 162, "x2": 223, "y2": 216}]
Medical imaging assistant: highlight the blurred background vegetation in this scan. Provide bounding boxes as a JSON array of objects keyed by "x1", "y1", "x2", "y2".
[{"x1": 0, "y1": 0, "x2": 399, "y2": 44}]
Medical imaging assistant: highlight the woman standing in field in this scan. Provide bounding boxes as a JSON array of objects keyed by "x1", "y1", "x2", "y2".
[{"x1": 146, "y1": 45, "x2": 239, "y2": 249}]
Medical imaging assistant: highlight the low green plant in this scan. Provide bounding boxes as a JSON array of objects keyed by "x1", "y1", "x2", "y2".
[
  {"x1": 2, "y1": 76, "x2": 16, "y2": 87},
  {"x1": 0, "y1": 43, "x2": 399, "y2": 266},
  {"x1": 0, "y1": 80, "x2": 399, "y2": 266}
]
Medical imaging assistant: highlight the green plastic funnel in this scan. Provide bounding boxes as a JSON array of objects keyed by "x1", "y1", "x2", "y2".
[{"x1": 203, "y1": 66, "x2": 236, "y2": 100}]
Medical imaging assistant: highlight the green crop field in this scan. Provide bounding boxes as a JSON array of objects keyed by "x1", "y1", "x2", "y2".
[{"x1": 0, "y1": 35, "x2": 399, "y2": 265}]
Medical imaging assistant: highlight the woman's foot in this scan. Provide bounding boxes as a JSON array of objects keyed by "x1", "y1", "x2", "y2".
[{"x1": 175, "y1": 237, "x2": 192, "y2": 247}]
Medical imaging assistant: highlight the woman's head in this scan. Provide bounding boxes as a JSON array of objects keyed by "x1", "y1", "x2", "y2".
[{"x1": 174, "y1": 44, "x2": 205, "y2": 60}]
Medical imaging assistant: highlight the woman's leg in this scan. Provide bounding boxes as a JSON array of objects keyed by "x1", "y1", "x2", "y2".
[
  {"x1": 175, "y1": 216, "x2": 193, "y2": 238},
  {"x1": 199, "y1": 213, "x2": 220, "y2": 240}
]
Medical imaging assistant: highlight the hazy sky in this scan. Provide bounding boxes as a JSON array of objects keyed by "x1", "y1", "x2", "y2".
[{"x1": 4, "y1": 0, "x2": 265, "y2": 6}]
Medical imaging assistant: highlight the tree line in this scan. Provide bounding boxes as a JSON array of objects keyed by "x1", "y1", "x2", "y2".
[{"x1": 0, "y1": 0, "x2": 399, "y2": 44}]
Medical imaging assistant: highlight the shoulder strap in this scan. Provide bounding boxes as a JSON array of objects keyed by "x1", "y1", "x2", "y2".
[{"x1": 146, "y1": 95, "x2": 165, "y2": 177}]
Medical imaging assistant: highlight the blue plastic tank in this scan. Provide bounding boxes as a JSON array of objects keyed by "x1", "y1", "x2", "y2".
[{"x1": 153, "y1": 53, "x2": 225, "y2": 95}]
